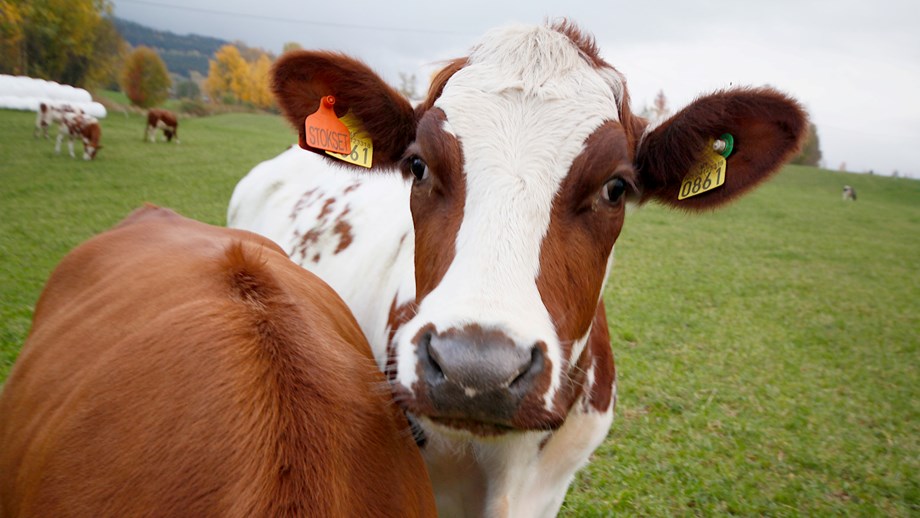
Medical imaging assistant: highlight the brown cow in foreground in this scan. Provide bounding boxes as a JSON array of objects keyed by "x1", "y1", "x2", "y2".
[
  {"x1": 146, "y1": 108, "x2": 180, "y2": 143},
  {"x1": 0, "y1": 206, "x2": 435, "y2": 517}
]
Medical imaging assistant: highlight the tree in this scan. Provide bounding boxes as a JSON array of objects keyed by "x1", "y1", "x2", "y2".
[
  {"x1": 397, "y1": 72, "x2": 419, "y2": 100},
  {"x1": 120, "y1": 46, "x2": 171, "y2": 108},
  {"x1": 83, "y1": 16, "x2": 128, "y2": 89},
  {"x1": 175, "y1": 79, "x2": 201, "y2": 100},
  {"x1": 205, "y1": 44, "x2": 248, "y2": 104},
  {"x1": 282, "y1": 42, "x2": 303, "y2": 54},
  {"x1": 791, "y1": 123, "x2": 822, "y2": 167},
  {"x1": 205, "y1": 44, "x2": 275, "y2": 109},
  {"x1": 0, "y1": 1, "x2": 25, "y2": 75},
  {"x1": 245, "y1": 53, "x2": 274, "y2": 108},
  {"x1": 0, "y1": 0, "x2": 124, "y2": 87}
]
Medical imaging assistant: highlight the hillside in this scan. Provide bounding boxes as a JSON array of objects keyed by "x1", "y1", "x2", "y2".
[{"x1": 114, "y1": 17, "x2": 228, "y2": 78}]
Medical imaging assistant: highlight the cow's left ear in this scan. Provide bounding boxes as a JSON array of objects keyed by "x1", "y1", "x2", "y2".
[
  {"x1": 272, "y1": 50, "x2": 417, "y2": 169},
  {"x1": 633, "y1": 87, "x2": 808, "y2": 210}
]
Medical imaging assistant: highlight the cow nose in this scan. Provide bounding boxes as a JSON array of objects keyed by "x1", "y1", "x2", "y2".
[{"x1": 416, "y1": 328, "x2": 545, "y2": 425}]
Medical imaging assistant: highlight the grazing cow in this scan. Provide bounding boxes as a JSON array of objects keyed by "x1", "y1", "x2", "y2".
[
  {"x1": 0, "y1": 206, "x2": 436, "y2": 518},
  {"x1": 228, "y1": 21, "x2": 807, "y2": 517},
  {"x1": 55, "y1": 111, "x2": 102, "y2": 160},
  {"x1": 33, "y1": 102, "x2": 81, "y2": 139},
  {"x1": 146, "y1": 108, "x2": 180, "y2": 143},
  {"x1": 842, "y1": 185, "x2": 857, "y2": 201}
]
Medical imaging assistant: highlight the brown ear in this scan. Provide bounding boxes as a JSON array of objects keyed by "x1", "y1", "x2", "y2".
[
  {"x1": 272, "y1": 51, "x2": 417, "y2": 168},
  {"x1": 634, "y1": 87, "x2": 808, "y2": 210}
]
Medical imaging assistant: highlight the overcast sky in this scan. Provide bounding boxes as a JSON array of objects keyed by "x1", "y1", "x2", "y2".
[{"x1": 111, "y1": 0, "x2": 920, "y2": 178}]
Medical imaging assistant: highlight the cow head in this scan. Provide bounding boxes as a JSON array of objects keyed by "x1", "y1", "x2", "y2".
[
  {"x1": 81, "y1": 121, "x2": 102, "y2": 160},
  {"x1": 272, "y1": 22, "x2": 806, "y2": 436}
]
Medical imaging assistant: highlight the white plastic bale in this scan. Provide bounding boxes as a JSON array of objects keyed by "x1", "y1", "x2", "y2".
[{"x1": 0, "y1": 75, "x2": 107, "y2": 118}]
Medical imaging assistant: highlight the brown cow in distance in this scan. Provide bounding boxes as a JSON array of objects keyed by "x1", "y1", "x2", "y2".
[
  {"x1": 55, "y1": 111, "x2": 102, "y2": 160},
  {"x1": 146, "y1": 108, "x2": 180, "y2": 143},
  {"x1": 0, "y1": 205, "x2": 436, "y2": 518}
]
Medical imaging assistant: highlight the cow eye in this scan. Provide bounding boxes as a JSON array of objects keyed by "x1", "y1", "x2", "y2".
[
  {"x1": 409, "y1": 156, "x2": 429, "y2": 182},
  {"x1": 601, "y1": 177, "x2": 627, "y2": 205}
]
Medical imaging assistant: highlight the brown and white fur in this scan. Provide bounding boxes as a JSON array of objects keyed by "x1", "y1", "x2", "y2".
[
  {"x1": 145, "y1": 108, "x2": 179, "y2": 143},
  {"x1": 34, "y1": 102, "x2": 82, "y2": 139},
  {"x1": 229, "y1": 21, "x2": 807, "y2": 517},
  {"x1": 0, "y1": 205, "x2": 436, "y2": 517},
  {"x1": 55, "y1": 111, "x2": 101, "y2": 160}
]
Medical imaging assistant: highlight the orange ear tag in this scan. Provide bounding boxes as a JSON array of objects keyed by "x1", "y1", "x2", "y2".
[{"x1": 304, "y1": 96, "x2": 351, "y2": 155}]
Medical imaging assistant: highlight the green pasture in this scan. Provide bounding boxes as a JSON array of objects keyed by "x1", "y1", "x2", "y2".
[{"x1": 1, "y1": 108, "x2": 917, "y2": 515}]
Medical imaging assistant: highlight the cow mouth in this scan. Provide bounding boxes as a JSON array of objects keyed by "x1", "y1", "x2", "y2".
[
  {"x1": 426, "y1": 416, "x2": 516, "y2": 437},
  {"x1": 392, "y1": 382, "x2": 561, "y2": 438}
]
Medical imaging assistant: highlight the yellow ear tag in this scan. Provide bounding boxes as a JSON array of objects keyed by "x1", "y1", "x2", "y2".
[
  {"x1": 325, "y1": 111, "x2": 373, "y2": 168},
  {"x1": 678, "y1": 139, "x2": 728, "y2": 200}
]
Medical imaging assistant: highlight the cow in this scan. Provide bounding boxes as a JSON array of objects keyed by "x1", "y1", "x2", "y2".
[
  {"x1": 33, "y1": 102, "x2": 81, "y2": 139},
  {"x1": 145, "y1": 108, "x2": 180, "y2": 143},
  {"x1": 0, "y1": 205, "x2": 436, "y2": 518},
  {"x1": 54, "y1": 111, "x2": 102, "y2": 160},
  {"x1": 842, "y1": 185, "x2": 857, "y2": 201},
  {"x1": 228, "y1": 21, "x2": 808, "y2": 517}
]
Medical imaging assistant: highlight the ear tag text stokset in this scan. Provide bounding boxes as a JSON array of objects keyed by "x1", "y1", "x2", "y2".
[
  {"x1": 304, "y1": 96, "x2": 351, "y2": 155},
  {"x1": 679, "y1": 133, "x2": 734, "y2": 200},
  {"x1": 325, "y1": 111, "x2": 374, "y2": 168}
]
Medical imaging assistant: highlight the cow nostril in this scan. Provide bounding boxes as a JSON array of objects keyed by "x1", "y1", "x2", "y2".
[
  {"x1": 509, "y1": 346, "x2": 544, "y2": 389},
  {"x1": 421, "y1": 333, "x2": 445, "y2": 381}
]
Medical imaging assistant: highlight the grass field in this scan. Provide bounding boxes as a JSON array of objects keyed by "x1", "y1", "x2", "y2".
[{"x1": 1, "y1": 108, "x2": 917, "y2": 515}]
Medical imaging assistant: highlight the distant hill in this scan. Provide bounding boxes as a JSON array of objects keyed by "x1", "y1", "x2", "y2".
[{"x1": 114, "y1": 17, "x2": 228, "y2": 78}]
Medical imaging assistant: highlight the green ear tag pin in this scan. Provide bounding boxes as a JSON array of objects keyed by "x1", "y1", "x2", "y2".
[{"x1": 712, "y1": 133, "x2": 734, "y2": 158}]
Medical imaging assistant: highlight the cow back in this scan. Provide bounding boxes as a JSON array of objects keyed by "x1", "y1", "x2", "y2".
[{"x1": 0, "y1": 206, "x2": 435, "y2": 517}]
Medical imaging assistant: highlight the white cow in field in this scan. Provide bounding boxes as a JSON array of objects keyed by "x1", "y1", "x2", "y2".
[{"x1": 229, "y1": 21, "x2": 807, "y2": 517}]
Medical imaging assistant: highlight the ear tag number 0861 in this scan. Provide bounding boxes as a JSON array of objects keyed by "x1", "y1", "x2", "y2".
[{"x1": 678, "y1": 139, "x2": 728, "y2": 200}]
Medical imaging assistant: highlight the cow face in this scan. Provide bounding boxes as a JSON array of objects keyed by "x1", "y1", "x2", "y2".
[
  {"x1": 80, "y1": 121, "x2": 102, "y2": 160},
  {"x1": 272, "y1": 22, "x2": 807, "y2": 436}
]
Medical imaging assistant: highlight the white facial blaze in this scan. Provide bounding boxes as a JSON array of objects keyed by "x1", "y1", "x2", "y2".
[{"x1": 396, "y1": 25, "x2": 624, "y2": 409}]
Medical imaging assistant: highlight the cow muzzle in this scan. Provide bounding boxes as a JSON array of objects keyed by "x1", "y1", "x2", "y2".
[{"x1": 407, "y1": 325, "x2": 559, "y2": 435}]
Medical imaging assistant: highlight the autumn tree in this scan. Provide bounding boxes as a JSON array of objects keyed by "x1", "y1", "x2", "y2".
[
  {"x1": 205, "y1": 44, "x2": 275, "y2": 109},
  {"x1": 121, "y1": 46, "x2": 171, "y2": 108},
  {"x1": 247, "y1": 53, "x2": 274, "y2": 108},
  {"x1": 0, "y1": 1, "x2": 25, "y2": 75},
  {"x1": 0, "y1": 0, "x2": 125, "y2": 87},
  {"x1": 83, "y1": 16, "x2": 128, "y2": 89},
  {"x1": 205, "y1": 44, "x2": 248, "y2": 103}
]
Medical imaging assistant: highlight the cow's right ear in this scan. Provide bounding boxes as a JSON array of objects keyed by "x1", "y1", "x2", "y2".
[{"x1": 272, "y1": 51, "x2": 417, "y2": 169}]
